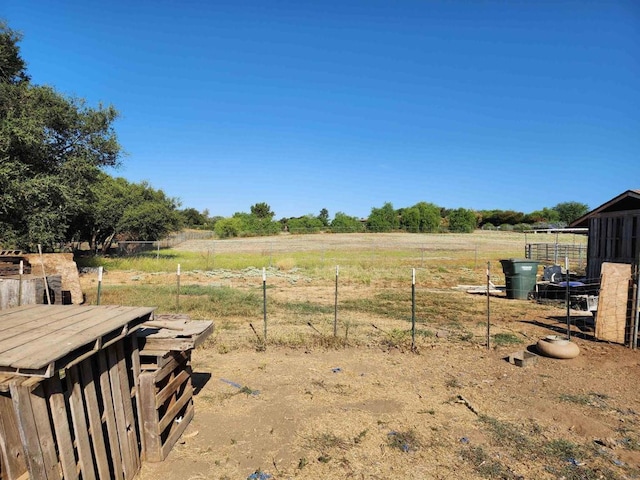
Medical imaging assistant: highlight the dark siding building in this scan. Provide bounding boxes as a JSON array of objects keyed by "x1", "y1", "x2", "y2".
[{"x1": 571, "y1": 190, "x2": 640, "y2": 281}]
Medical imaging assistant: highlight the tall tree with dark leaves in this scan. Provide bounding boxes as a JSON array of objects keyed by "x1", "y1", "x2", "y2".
[{"x1": 0, "y1": 21, "x2": 122, "y2": 251}]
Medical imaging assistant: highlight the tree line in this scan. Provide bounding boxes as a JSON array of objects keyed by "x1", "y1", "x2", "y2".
[
  {"x1": 211, "y1": 200, "x2": 588, "y2": 238},
  {"x1": 0, "y1": 21, "x2": 590, "y2": 250}
]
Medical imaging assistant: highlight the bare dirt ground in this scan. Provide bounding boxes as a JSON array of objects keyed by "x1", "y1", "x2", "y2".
[{"x1": 95, "y1": 233, "x2": 638, "y2": 480}]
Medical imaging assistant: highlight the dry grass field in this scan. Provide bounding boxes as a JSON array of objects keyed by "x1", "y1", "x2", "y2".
[{"x1": 78, "y1": 231, "x2": 640, "y2": 480}]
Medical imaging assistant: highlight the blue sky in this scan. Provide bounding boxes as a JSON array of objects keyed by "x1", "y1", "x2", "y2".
[{"x1": 4, "y1": 1, "x2": 639, "y2": 219}]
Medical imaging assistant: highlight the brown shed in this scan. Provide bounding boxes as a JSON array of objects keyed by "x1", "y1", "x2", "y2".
[{"x1": 571, "y1": 189, "x2": 640, "y2": 282}]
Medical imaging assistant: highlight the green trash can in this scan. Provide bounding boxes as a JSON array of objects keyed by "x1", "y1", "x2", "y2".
[{"x1": 499, "y1": 259, "x2": 540, "y2": 299}]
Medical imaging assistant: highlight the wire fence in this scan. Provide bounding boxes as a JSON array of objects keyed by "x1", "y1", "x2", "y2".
[
  {"x1": 525, "y1": 243, "x2": 588, "y2": 269},
  {"x1": 116, "y1": 230, "x2": 214, "y2": 256}
]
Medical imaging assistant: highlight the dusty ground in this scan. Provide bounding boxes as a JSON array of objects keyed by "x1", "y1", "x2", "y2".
[
  {"x1": 135, "y1": 325, "x2": 640, "y2": 480},
  {"x1": 94, "y1": 233, "x2": 638, "y2": 480}
]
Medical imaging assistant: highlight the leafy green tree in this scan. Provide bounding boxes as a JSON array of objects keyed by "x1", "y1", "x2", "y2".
[
  {"x1": 0, "y1": 22, "x2": 121, "y2": 251},
  {"x1": 250, "y1": 202, "x2": 274, "y2": 219},
  {"x1": 553, "y1": 201, "x2": 589, "y2": 225},
  {"x1": 479, "y1": 210, "x2": 525, "y2": 227},
  {"x1": 232, "y1": 212, "x2": 280, "y2": 236},
  {"x1": 288, "y1": 215, "x2": 324, "y2": 233},
  {"x1": 523, "y1": 207, "x2": 560, "y2": 224},
  {"x1": 331, "y1": 212, "x2": 364, "y2": 233},
  {"x1": 83, "y1": 175, "x2": 181, "y2": 252},
  {"x1": 414, "y1": 202, "x2": 442, "y2": 232},
  {"x1": 118, "y1": 200, "x2": 180, "y2": 241},
  {"x1": 367, "y1": 202, "x2": 399, "y2": 232},
  {"x1": 214, "y1": 217, "x2": 241, "y2": 238},
  {"x1": 400, "y1": 206, "x2": 421, "y2": 232},
  {"x1": 317, "y1": 208, "x2": 330, "y2": 227},
  {"x1": 0, "y1": 21, "x2": 28, "y2": 84},
  {"x1": 179, "y1": 208, "x2": 207, "y2": 228},
  {"x1": 447, "y1": 208, "x2": 477, "y2": 233}
]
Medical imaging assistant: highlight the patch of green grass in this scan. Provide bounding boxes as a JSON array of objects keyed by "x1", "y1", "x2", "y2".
[
  {"x1": 492, "y1": 332, "x2": 523, "y2": 346},
  {"x1": 559, "y1": 392, "x2": 609, "y2": 408},
  {"x1": 353, "y1": 429, "x2": 368, "y2": 444},
  {"x1": 544, "y1": 439, "x2": 582, "y2": 459},
  {"x1": 460, "y1": 445, "x2": 519, "y2": 479},
  {"x1": 88, "y1": 284, "x2": 261, "y2": 318},
  {"x1": 548, "y1": 464, "x2": 624, "y2": 480},
  {"x1": 375, "y1": 328, "x2": 414, "y2": 350},
  {"x1": 479, "y1": 415, "x2": 533, "y2": 454},
  {"x1": 284, "y1": 301, "x2": 333, "y2": 315},
  {"x1": 414, "y1": 328, "x2": 435, "y2": 338}
]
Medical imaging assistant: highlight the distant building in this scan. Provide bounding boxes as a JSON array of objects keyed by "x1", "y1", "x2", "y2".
[{"x1": 570, "y1": 189, "x2": 640, "y2": 281}]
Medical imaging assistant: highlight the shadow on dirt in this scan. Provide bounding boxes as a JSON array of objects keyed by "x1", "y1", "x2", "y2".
[
  {"x1": 521, "y1": 317, "x2": 595, "y2": 342},
  {"x1": 192, "y1": 372, "x2": 212, "y2": 395}
]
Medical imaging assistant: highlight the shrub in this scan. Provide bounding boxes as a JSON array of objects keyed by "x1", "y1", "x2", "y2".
[
  {"x1": 214, "y1": 217, "x2": 241, "y2": 238},
  {"x1": 448, "y1": 208, "x2": 477, "y2": 233}
]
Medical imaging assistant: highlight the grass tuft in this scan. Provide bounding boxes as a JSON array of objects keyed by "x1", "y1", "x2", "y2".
[
  {"x1": 491, "y1": 332, "x2": 523, "y2": 346},
  {"x1": 387, "y1": 429, "x2": 421, "y2": 452}
]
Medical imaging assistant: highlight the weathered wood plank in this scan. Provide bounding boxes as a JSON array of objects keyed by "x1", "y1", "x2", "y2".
[
  {"x1": 158, "y1": 383, "x2": 193, "y2": 434},
  {"x1": 0, "y1": 305, "x2": 154, "y2": 372},
  {"x1": 66, "y1": 366, "x2": 97, "y2": 480},
  {"x1": 96, "y1": 351, "x2": 124, "y2": 480},
  {"x1": 128, "y1": 335, "x2": 145, "y2": 463},
  {"x1": 29, "y1": 382, "x2": 62, "y2": 479},
  {"x1": 0, "y1": 304, "x2": 48, "y2": 327},
  {"x1": 0, "y1": 392, "x2": 28, "y2": 480},
  {"x1": 43, "y1": 375, "x2": 79, "y2": 480},
  {"x1": 115, "y1": 341, "x2": 140, "y2": 474},
  {"x1": 596, "y1": 262, "x2": 632, "y2": 344},
  {"x1": 25, "y1": 307, "x2": 152, "y2": 370},
  {"x1": 138, "y1": 373, "x2": 161, "y2": 462},
  {"x1": 0, "y1": 277, "x2": 41, "y2": 311},
  {"x1": 9, "y1": 379, "x2": 48, "y2": 480},
  {"x1": 1, "y1": 306, "x2": 142, "y2": 366},
  {"x1": 80, "y1": 360, "x2": 111, "y2": 480},
  {"x1": 154, "y1": 352, "x2": 189, "y2": 385},
  {"x1": 0, "y1": 306, "x2": 121, "y2": 354},
  {"x1": 156, "y1": 370, "x2": 190, "y2": 408},
  {"x1": 160, "y1": 402, "x2": 194, "y2": 462},
  {"x1": 107, "y1": 346, "x2": 135, "y2": 480}
]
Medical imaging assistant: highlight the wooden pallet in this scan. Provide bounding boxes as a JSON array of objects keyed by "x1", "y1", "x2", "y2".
[
  {"x1": 0, "y1": 255, "x2": 30, "y2": 278},
  {"x1": 139, "y1": 351, "x2": 194, "y2": 462},
  {"x1": 0, "y1": 336, "x2": 143, "y2": 480}
]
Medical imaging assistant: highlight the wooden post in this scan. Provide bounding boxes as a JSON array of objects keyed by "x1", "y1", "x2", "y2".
[
  {"x1": 18, "y1": 260, "x2": 23, "y2": 306},
  {"x1": 37, "y1": 244, "x2": 52, "y2": 305},
  {"x1": 176, "y1": 264, "x2": 181, "y2": 310},
  {"x1": 334, "y1": 265, "x2": 339, "y2": 337},
  {"x1": 97, "y1": 266, "x2": 103, "y2": 305},
  {"x1": 262, "y1": 267, "x2": 267, "y2": 342},
  {"x1": 411, "y1": 268, "x2": 416, "y2": 351},
  {"x1": 632, "y1": 254, "x2": 640, "y2": 349},
  {"x1": 486, "y1": 261, "x2": 491, "y2": 350},
  {"x1": 565, "y1": 256, "x2": 571, "y2": 340}
]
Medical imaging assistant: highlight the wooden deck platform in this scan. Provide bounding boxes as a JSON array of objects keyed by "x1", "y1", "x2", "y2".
[
  {"x1": 0, "y1": 304, "x2": 155, "y2": 377},
  {"x1": 137, "y1": 318, "x2": 214, "y2": 355}
]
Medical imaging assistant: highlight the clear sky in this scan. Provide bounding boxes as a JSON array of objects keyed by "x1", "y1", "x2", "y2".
[{"x1": 3, "y1": 1, "x2": 639, "y2": 219}]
